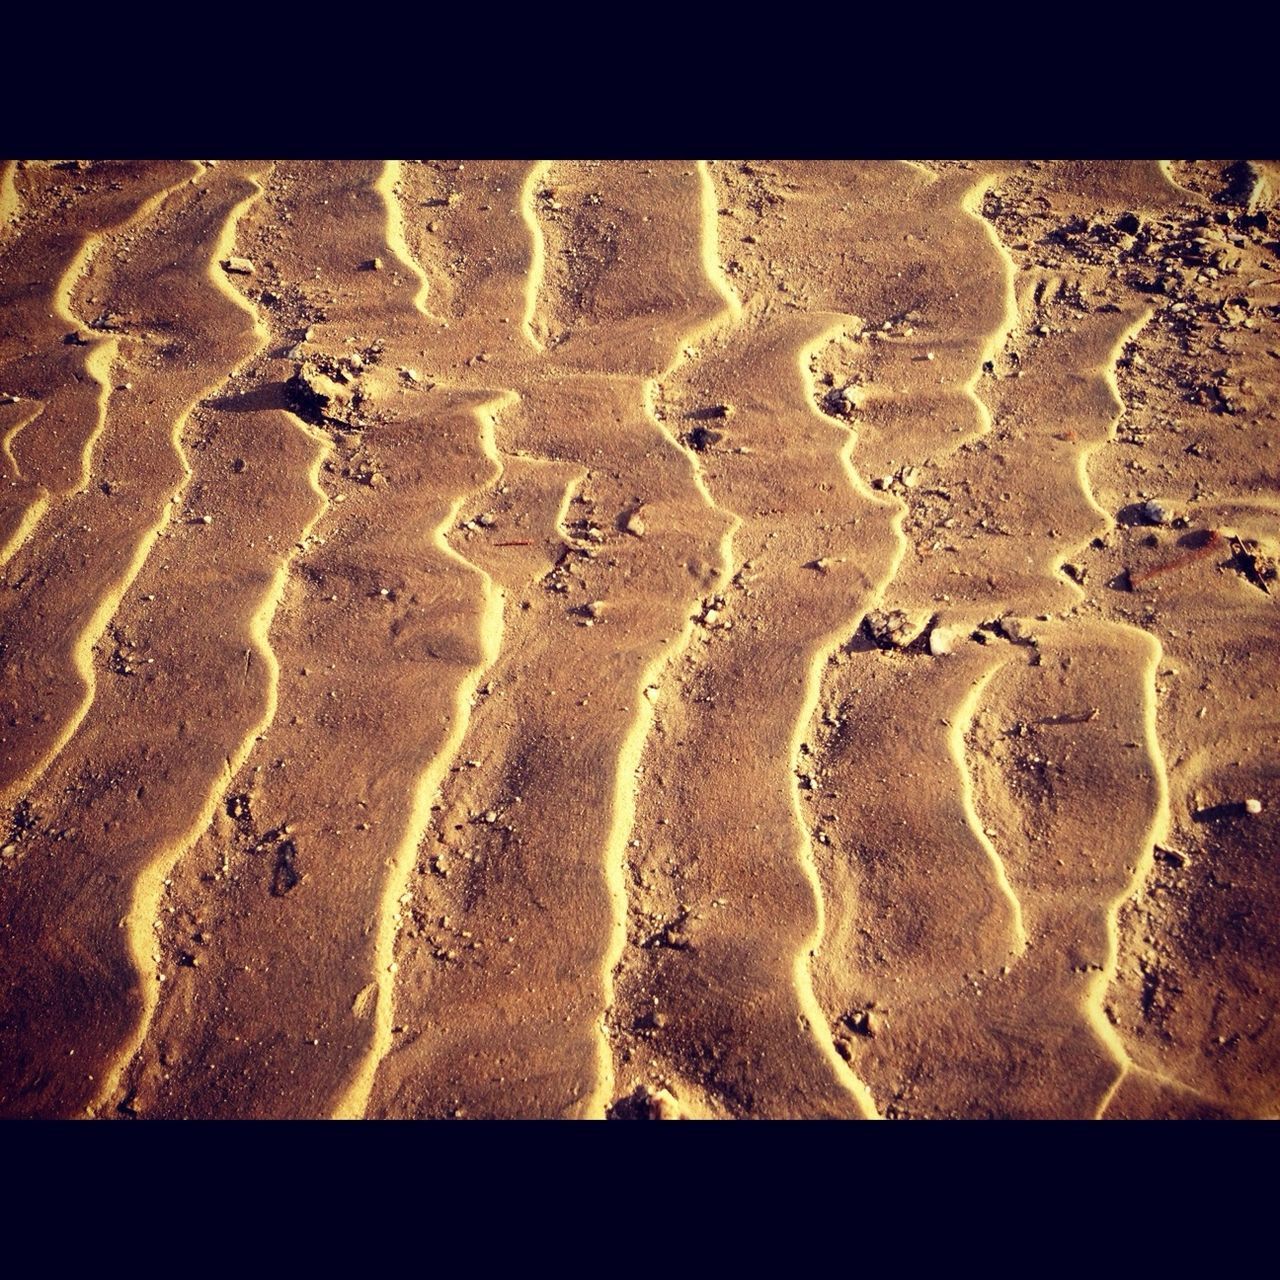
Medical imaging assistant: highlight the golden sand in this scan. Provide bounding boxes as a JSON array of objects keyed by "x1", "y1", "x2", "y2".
[{"x1": 0, "y1": 160, "x2": 1275, "y2": 1119}]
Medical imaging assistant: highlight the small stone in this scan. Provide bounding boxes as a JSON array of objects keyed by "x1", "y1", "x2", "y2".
[
  {"x1": 864, "y1": 608, "x2": 927, "y2": 650},
  {"x1": 200, "y1": 514, "x2": 213, "y2": 525},
  {"x1": 1001, "y1": 615, "x2": 1036, "y2": 644},
  {"x1": 846, "y1": 1009, "x2": 879, "y2": 1037},
  {"x1": 484, "y1": 810, "x2": 498, "y2": 824},
  {"x1": 624, "y1": 509, "x2": 647, "y2": 538},
  {"x1": 928, "y1": 627, "x2": 954, "y2": 656},
  {"x1": 476, "y1": 512, "x2": 497, "y2": 528},
  {"x1": 222, "y1": 256, "x2": 254, "y2": 275},
  {"x1": 1142, "y1": 499, "x2": 1171, "y2": 526},
  {"x1": 365, "y1": 257, "x2": 384, "y2": 271},
  {"x1": 646, "y1": 1087, "x2": 682, "y2": 1120},
  {"x1": 1244, "y1": 797, "x2": 1263, "y2": 815}
]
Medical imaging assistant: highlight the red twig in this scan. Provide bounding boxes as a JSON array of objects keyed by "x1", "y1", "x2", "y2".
[{"x1": 1128, "y1": 529, "x2": 1224, "y2": 588}]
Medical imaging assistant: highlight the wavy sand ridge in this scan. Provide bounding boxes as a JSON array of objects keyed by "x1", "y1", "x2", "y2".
[
  {"x1": 1056, "y1": 166, "x2": 1280, "y2": 1118},
  {"x1": 368, "y1": 161, "x2": 732, "y2": 1119},
  {"x1": 389, "y1": 159, "x2": 545, "y2": 361},
  {"x1": 607, "y1": 304, "x2": 899, "y2": 1118},
  {"x1": 972, "y1": 161, "x2": 1278, "y2": 1117},
  {"x1": 1105, "y1": 555, "x2": 1280, "y2": 1118},
  {"x1": 962, "y1": 619, "x2": 1169, "y2": 1116},
  {"x1": 116, "y1": 162, "x2": 502, "y2": 1118},
  {"x1": 958, "y1": 305, "x2": 1183, "y2": 1117},
  {"x1": 812, "y1": 167, "x2": 1217, "y2": 1116},
  {"x1": 0, "y1": 163, "x2": 268, "y2": 810},
  {"x1": 0, "y1": 161, "x2": 18, "y2": 239},
  {"x1": 0, "y1": 160, "x2": 327, "y2": 1114},
  {"x1": 0, "y1": 159, "x2": 1274, "y2": 1120},
  {"x1": 1103, "y1": 550, "x2": 1280, "y2": 1117},
  {"x1": 0, "y1": 162, "x2": 191, "y2": 565},
  {"x1": 698, "y1": 163, "x2": 1029, "y2": 1115}
]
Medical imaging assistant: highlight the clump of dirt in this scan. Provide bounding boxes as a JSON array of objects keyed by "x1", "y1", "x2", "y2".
[{"x1": 285, "y1": 343, "x2": 384, "y2": 428}]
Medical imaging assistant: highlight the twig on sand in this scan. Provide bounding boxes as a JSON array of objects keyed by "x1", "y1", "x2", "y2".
[
  {"x1": 1038, "y1": 708, "x2": 1100, "y2": 727},
  {"x1": 1127, "y1": 529, "x2": 1224, "y2": 588}
]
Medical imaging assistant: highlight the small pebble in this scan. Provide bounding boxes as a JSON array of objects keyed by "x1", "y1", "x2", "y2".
[
  {"x1": 646, "y1": 1087, "x2": 682, "y2": 1120},
  {"x1": 1244, "y1": 798, "x2": 1263, "y2": 816}
]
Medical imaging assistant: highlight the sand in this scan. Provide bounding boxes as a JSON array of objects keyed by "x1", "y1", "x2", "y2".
[{"x1": 0, "y1": 159, "x2": 1275, "y2": 1119}]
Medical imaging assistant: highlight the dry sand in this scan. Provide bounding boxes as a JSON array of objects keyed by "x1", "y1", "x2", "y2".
[{"x1": 0, "y1": 159, "x2": 1276, "y2": 1119}]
